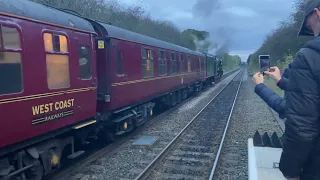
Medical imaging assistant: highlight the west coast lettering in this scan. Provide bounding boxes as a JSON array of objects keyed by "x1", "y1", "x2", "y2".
[{"x1": 32, "y1": 99, "x2": 74, "y2": 116}]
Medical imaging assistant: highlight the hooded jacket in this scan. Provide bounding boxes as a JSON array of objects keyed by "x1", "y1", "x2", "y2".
[{"x1": 279, "y1": 38, "x2": 320, "y2": 180}]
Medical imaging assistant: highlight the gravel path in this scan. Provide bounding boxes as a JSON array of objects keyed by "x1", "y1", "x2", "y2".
[
  {"x1": 213, "y1": 68, "x2": 283, "y2": 180},
  {"x1": 68, "y1": 70, "x2": 242, "y2": 180}
]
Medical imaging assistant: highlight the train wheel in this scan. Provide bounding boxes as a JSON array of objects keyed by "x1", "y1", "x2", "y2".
[
  {"x1": 124, "y1": 119, "x2": 134, "y2": 132},
  {"x1": 25, "y1": 159, "x2": 43, "y2": 180}
]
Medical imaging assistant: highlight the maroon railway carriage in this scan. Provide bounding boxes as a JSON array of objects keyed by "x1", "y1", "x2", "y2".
[
  {"x1": 0, "y1": 0, "x2": 98, "y2": 179},
  {"x1": 0, "y1": 0, "x2": 209, "y2": 179},
  {"x1": 88, "y1": 20, "x2": 207, "y2": 135}
]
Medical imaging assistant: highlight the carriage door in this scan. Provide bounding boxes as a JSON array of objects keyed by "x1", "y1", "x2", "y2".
[
  {"x1": 96, "y1": 38, "x2": 111, "y2": 102},
  {"x1": 74, "y1": 33, "x2": 97, "y2": 118}
]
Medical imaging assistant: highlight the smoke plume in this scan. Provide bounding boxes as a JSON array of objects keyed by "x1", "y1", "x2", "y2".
[
  {"x1": 215, "y1": 42, "x2": 230, "y2": 55},
  {"x1": 192, "y1": 0, "x2": 221, "y2": 18},
  {"x1": 192, "y1": 0, "x2": 234, "y2": 55}
]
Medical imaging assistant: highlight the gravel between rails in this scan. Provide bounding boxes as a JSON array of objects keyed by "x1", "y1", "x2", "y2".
[
  {"x1": 213, "y1": 68, "x2": 283, "y2": 180},
  {"x1": 46, "y1": 70, "x2": 236, "y2": 180},
  {"x1": 143, "y1": 71, "x2": 244, "y2": 180},
  {"x1": 67, "y1": 70, "x2": 242, "y2": 180},
  {"x1": 46, "y1": 71, "x2": 236, "y2": 180}
]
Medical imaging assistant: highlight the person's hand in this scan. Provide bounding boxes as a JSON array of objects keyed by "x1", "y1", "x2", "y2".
[
  {"x1": 252, "y1": 72, "x2": 264, "y2": 84},
  {"x1": 264, "y1": 66, "x2": 281, "y2": 82}
]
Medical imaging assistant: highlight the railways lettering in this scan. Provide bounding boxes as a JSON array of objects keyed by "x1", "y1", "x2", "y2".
[
  {"x1": 0, "y1": 1, "x2": 225, "y2": 180},
  {"x1": 32, "y1": 110, "x2": 74, "y2": 125},
  {"x1": 31, "y1": 99, "x2": 74, "y2": 116}
]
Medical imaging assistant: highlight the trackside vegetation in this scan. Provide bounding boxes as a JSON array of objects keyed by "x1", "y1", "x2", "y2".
[{"x1": 30, "y1": 0, "x2": 241, "y2": 71}]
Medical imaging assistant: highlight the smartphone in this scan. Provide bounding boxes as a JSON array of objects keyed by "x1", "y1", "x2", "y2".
[{"x1": 259, "y1": 55, "x2": 270, "y2": 74}]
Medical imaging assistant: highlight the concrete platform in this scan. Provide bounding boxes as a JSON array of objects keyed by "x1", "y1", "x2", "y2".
[
  {"x1": 131, "y1": 136, "x2": 159, "y2": 149},
  {"x1": 248, "y1": 138, "x2": 285, "y2": 180}
]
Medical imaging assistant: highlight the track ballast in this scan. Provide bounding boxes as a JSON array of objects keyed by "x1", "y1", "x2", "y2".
[{"x1": 134, "y1": 70, "x2": 244, "y2": 180}]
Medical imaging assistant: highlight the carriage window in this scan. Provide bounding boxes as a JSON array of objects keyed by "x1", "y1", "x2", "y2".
[
  {"x1": 142, "y1": 48, "x2": 154, "y2": 77},
  {"x1": 44, "y1": 33, "x2": 53, "y2": 51},
  {"x1": 0, "y1": 26, "x2": 23, "y2": 95},
  {"x1": 2, "y1": 26, "x2": 20, "y2": 49},
  {"x1": 116, "y1": 50, "x2": 123, "y2": 75},
  {"x1": 141, "y1": 48, "x2": 147, "y2": 58},
  {"x1": 192, "y1": 57, "x2": 196, "y2": 72},
  {"x1": 44, "y1": 33, "x2": 70, "y2": 89},
  {"x1": 188, "y1": 56, "x2": 191, "y2": 73},
  {"x1": 170, "y1": 53, "x2": 177, "y2": 74},
  {"x1": 158, "y1": 50, "x2": 167, "y2": 76},
  {"x1": 79, "y1": 46, "x2": 91, "y2": 79},
  {"x1": 180, "y1": 54, "x2": 185, "y2": 73},
  {"x1": 0, "y1": 52, "x2": 22, "y2": 95},
  {"x1": 46, "y1": 55, "x2": 70, "y2": 89},
  {"x1": 44, "y1": 33, "x2": 68, "y2": 53},
  {"x1": 59, "y1": 35, "x2": 68, "y2": 52}
]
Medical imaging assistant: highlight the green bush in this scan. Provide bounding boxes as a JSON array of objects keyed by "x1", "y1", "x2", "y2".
[{"x1": 216, "y1": 53, "x2": 241, "y2": 72}]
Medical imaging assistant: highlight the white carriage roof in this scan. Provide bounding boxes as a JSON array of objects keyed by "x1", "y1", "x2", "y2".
[
  {"x1": 0, "y1": 0, "x2": 96, "y2": 33},
  {"x1": 205, "y1": 53, "x2": 217, "y2": 58}
]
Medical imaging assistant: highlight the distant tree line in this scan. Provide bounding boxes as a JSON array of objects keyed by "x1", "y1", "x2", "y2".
[
  {"x1": 29, "y1": 0, "x2": 241, "y2": 70},
  {"x1": 248, "y1": 0, "x2": 311, "y2": 73},
  {"x1": 217, "y1": 54, "x2": 242, "y2": 71}
]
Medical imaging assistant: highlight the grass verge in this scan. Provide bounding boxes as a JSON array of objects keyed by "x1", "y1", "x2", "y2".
[{"x1": 264, "y1": 76, "x2": 284, "y2": 97}]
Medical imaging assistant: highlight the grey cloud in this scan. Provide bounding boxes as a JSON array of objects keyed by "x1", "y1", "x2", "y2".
[
  {"x1": 119, "y1": 0, "x2": 295, "y2": 61},
  {"x1": 192, "y1": 0, "x2": 221, "y2": 18}
]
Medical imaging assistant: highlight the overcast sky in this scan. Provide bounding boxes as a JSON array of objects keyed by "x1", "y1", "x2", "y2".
[{"x1": 118, "y1": 0, "x2": 296, "y2": 61}]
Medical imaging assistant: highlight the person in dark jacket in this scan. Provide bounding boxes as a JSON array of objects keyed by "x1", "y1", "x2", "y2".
[
  {"x1": 278, "y1": 1, "x2": 320, "y2": 179},
  {"x1": 252, "y1": 67, "x2": 289, "y2": 119}
]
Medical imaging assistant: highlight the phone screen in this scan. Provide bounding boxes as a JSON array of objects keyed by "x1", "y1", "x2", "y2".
[{"x1": 259, "y1": 55, "x2": 270, "y2": 72}]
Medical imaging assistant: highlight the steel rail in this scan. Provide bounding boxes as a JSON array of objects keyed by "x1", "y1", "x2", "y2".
[
  {"x1": 47, "y1": 69, "x2": 240, "y2": 180},
  {"x1": 208, "y1": 69, "x2": 243, "y2": 180},
  {"x1": 134, "y1": 69, "x2": 243, "y2": 180}
]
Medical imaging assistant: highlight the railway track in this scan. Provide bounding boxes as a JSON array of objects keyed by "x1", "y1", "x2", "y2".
[
  {"x1": 45, "y1": 70, "x2": 238, "y2": 180},
  {"x1": 134, "y1": 70, "x2": 244, "y2": 180},
  {"x1": 213, "y1": 69, "x2": 284, "y2": 180}
]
